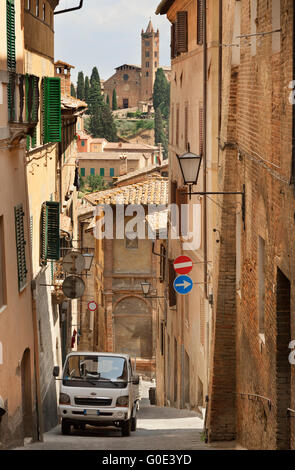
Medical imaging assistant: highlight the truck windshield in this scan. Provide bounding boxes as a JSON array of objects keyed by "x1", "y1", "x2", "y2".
[{"x1": 63, "y1": 355, "x2": 128, "y2": 388}]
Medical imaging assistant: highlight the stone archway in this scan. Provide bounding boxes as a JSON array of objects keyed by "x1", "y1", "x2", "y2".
[{"x1": 113, "y1": 296, "x2": 152, "y2": 359}]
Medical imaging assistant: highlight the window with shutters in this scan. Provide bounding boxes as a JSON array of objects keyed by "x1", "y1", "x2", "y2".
[
  {"x1": 80, "y1": 168, "x2": 85, "y2": 177},
  {"x1": 90, "y1": 168, "x2": 95, "y2": 175},
  {"x1": 40, "y1": 202, "x2": 60, "y2": 265},
  {"x1": 43, "y1": 77, "x2": 61, "y2": 144},
  {"x1": 184, "y1": 104, "x2": 189, "y2": 151},
  {"x1": 176, "y1": 187, "x2": 188, "y2": 237},
  {"x1": 0, "y1": 217, "x2": 7, "y2": 308},
  {"x1": 197, "y1": 0, "x2": 204, "y2": 45},
  {"x1": 160, "y1": 244, "x2": 166, "y2": 283},
  {"x1": 199, "y1": 105, "x2": 204, "y2": 155},
  {"x1": 176, "y1": 106, "x2": 180, "y2": 147},
  {"x1": 176, "y1": 11, "x2": 188, "y2": 54},
  {"x1": 169, "y1": 260, "x2": 177, "y2": 307},
  {"x1": 171, "y1": 23, "x2": 177, "y2": 59},
  {"x1": 200, "y1": 297, "x2": 205, "y2": 346},
  {"x1": 100, "y1": 168, "x2": 104, "y2": 177},
  {"x1": 14, "y1": 204, "x2": 27, "y2": 291},
  {"x1": 7, "y1": 0, "x2": 16, "y2": 120},
  {"x1": 110, "y1": 168, "x2": 115, "y2": 177}
]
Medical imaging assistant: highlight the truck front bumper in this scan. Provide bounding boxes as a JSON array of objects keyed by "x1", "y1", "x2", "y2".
[{"x1": 58, "y1": 405, "x2": 130, "y2": 422}]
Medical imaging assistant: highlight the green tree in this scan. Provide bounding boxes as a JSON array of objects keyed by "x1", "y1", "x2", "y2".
[
  {"x1": 153, "y1": 68, "x2": 170, "y2": 118},
  {"x1": 88, "y1": 66, "x2": 117, "y2": 141},
  {"x1": 112, "y1": 89, "x2": 118, "y2": 111},
  {"x1": 84, "y1": 76, "x2": 90, "y2": 103},
  {"x1": 155, "y1": 108, "x2": 168, "y2": 159},
  {"x1": 87, "y1": 174, "x2": 107, "y2": 192},
  {"x1": 77, "y1": 71, "x2": 85, "y2": 100},
  {"x1": 71, "y1": 83, "x2": 76, "y2": 97},
  {"x1": 106, "y1": 94, "x2": 110, "y2": 106},
  {"x1": 90, "y1": 67, "x2": 101, "y2": 90}
]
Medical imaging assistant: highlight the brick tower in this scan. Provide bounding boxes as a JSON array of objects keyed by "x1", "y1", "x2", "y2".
[{"x1": 141, "y1": 20, "x2": 159, "y2": 102}]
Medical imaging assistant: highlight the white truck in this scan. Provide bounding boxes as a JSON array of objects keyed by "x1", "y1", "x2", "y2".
[{"x1": 53, "y1": 352, "x2": 140, "y2": 437}]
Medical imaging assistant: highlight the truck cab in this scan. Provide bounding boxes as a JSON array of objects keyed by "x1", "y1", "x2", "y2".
[{"x1": 53, "y1": 352, "x2": 140, "y2": 436}]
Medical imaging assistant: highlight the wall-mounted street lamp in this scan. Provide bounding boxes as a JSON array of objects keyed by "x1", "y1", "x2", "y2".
[
  {"x1": 83, "y1": 253, "x2": 94, "y2": 272},
  {"x1": 177, "y1": 152, "x2": 245, "y2": 228},
  {"x1": 141, "y1": 282, "x2": 165, "y2": 299}
]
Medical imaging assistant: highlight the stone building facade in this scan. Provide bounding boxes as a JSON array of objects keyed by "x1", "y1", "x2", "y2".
[
  {"x1": 78, "y1": 177, "x2": 168, "y2": 378},
  {"x1": 156, "y1": 0, "x2": 219, "y2": 412},
  {"x1": 104, "y1": 21, "x2": 171, "y2": 109},
  {"x1": 206, "y1": 0, "x2": 295, "y2": 450}
]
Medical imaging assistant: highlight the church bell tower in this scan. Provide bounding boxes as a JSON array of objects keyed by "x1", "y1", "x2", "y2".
[{"x1": 141, "y1": 20, "x2": 159, "y2": 102}]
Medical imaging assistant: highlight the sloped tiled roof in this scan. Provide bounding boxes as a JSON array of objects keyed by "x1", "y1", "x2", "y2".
[
  {"x1": 115, "y1": 163, "x2": 168, "y2": 185},
  {"x1": 84, "y1": 176, "x2": 168, "y2": 206},
  {"x1": 61, "y1": 95, "x2": 87, "y2": 113},
  {"x1": 104, "y1": 143, "x2": 158, "y2": 151}
]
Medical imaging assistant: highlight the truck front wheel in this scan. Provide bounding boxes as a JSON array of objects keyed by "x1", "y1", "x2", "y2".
[
  {"x1": 121, "y1": 419, "x2": 131, "y2": 437},
  {"x1": 61, "y1": 419, "x2": 71, "y2": 435}
]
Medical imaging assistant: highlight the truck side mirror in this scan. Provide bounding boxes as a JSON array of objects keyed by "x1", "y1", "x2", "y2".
[
  {"x1": 53, "y1": 366, "x2": 60, "y2": 378},
  {"x1": 132, "y1": 375, "x2": 139, "y2": 385}
]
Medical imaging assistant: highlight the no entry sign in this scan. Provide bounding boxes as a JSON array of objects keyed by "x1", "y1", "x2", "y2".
[
  {"x1": 88, "y1": 301, "x2": 98, "y2": 312},
  {"x1": 173, "y1": 256, "x2": 193, "y2": 275}
]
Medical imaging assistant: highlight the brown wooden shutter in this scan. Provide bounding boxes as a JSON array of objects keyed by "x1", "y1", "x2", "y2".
[
  {"x1": 200, "y1": 297, "x2": 205, "y2": 346},
  {"x1": 199, "y1": 105, "x2": 204, "y2": 155},
  {"x1": 176, "y1": 106, "x2": 179, "y2": 146},
  {"x1": 197, "y1": 0, "x2": 204, "y2": 45},
  {"x1": 169, "y1": 260, "x2": 177, "y2": 307},
  {"x1": 184, "y1": 104, "x2": 189, "y2": 150},
  {"x1": 171, "y1": 23, "x2": 176, "y2": 59},
  {"x1": 176, "y1": 11, "x2": 188, "y2": 53},
  {"x1": 176, "y1": 187, "x2": 188, "y2": 237}
]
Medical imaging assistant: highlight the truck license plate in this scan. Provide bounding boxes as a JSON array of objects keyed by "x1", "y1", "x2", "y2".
[{"x1": 84, "y1": 409, "x2": 100, "y2": 416}]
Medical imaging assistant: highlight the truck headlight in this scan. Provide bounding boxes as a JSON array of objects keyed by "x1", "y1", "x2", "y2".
[
  {"x1": 116, "y1": 396, "x2": 129, "y2": 407},
  {"x1": 59, "y1": 393, "x2": 70, "y2": 405}
]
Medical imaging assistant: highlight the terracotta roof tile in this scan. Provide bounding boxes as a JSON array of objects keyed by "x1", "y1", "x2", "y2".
[{"x1": 84, "y1": 176, "x2": 168, "y2": 206}]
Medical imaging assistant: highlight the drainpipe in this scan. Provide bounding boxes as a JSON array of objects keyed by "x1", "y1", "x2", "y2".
[
  {"x1": 203, "y1": 0, "x2": 208, "y2": 299},
  {"x1": 54, "y1": 1, "x2": 84, "y2": 15}
]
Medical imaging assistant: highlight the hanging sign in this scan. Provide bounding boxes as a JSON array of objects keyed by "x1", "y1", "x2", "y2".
[{"x1": 173, "y1": 255, "x2": 193, "y2": 275}]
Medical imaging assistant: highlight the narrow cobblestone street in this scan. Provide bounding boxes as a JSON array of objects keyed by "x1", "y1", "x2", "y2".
[{"x1": 15, "y1": 382, "x2": 241, "y2": 451}]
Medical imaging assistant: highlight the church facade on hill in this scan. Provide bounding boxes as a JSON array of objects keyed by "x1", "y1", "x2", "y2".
[{"x1": 104, "y1": 20, "x2": 171, "y2": 110}]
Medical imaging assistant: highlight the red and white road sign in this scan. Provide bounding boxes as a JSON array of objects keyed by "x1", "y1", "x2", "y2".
[
  {"x1": 88, "y1": 301, "x2": 98, "y2": 312},
  {"x1": 173, "y1": 256, "x2": 193, "y2": 275}
]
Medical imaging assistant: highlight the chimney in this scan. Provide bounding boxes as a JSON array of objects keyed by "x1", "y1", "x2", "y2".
[{"x1": 54, "y1": 61, "x2": 75, "y2": 96}]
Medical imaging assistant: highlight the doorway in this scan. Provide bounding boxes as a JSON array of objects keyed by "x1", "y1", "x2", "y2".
[
  {"x1": 276, "y1": 268, "x2": 291, "y2": 449},
  {"x1": 21, "y1": 349, "x2": 33, "y2": 438}
]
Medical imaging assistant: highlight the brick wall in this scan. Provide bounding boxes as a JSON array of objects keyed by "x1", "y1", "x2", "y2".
[{"x1": 208, "y1": 0, "x2": 295, "y2": 449}]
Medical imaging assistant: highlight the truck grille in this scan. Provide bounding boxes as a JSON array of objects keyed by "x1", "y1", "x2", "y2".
[{"x1": 74, "y1": 397, "x2": 112, "y2": 407}]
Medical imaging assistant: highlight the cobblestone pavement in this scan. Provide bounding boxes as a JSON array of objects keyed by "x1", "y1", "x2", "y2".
[{"x1": 15, "y1": 381, "x2": 242, "y2": 451}]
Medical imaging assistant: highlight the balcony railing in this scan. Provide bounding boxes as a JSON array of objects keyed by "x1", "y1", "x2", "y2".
[{"x1": 8, "y1": 72, "x2": 40, "y2": 142}]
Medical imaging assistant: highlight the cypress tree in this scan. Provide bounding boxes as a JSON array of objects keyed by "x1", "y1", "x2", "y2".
[
  {"x1": 153, "y1": 68, "x2": 170, "y2": 117},
  {"x1": 112, "y1": 89, "x2": 118, "y2": 111},
  {"x1": 106, "y1": 94, "x2": 110, "y2": 106},
  {"x1": 77, "y1": 71, "x2": 85, "y2": 100},
  {"x1": 154, "y1": 108, "x2": 168, "y2": 159},
  {"x1": 84, "y1": 76, "x2": 90, "y2": 103},
  {"x1": 90, "y1": 67, "x2": 101, "y2": 91},
  {"x1": 71, "y1": 83, "x2": 76, "y2": 97}
]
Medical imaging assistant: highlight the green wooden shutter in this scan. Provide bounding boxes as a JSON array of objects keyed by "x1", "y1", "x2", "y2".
[
  {"x1": 91, "y1": 168, "x2": 95, "y2": 176},
  {"x1": 100, "y1": 168, "x2": 104, "y2": 177},
  {"x1": 43, "y1": 77, "x2": 61, "y2": 144},
  {"x1": 110, "y1": 168, "x2": 114, "y2": 177},
  {"x1": 40, "y1": 201, "x2": 60, "y2": 264},
  {"x1": 14, "y1": 204, "x2": 27, "y2": 291},
  {"x1": 7, "y1": 0, "x2": 16, "y2": 71},
  {"x1": 80, "y1": 168, "x2": 85, "y2": 177}
]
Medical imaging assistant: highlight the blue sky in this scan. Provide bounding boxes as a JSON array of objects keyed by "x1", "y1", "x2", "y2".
[{"x1": 54, "y1": 0, "x2": 171, "y2": 84}]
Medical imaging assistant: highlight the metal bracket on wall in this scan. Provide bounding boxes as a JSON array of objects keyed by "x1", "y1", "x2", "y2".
[{"x1": 186, "y1": 184, "x2": 246, "y2": 230}]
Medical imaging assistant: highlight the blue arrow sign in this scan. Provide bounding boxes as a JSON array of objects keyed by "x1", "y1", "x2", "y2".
[{"x1": 173, "y1": 275, "x2": 193, "y2": 295}]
